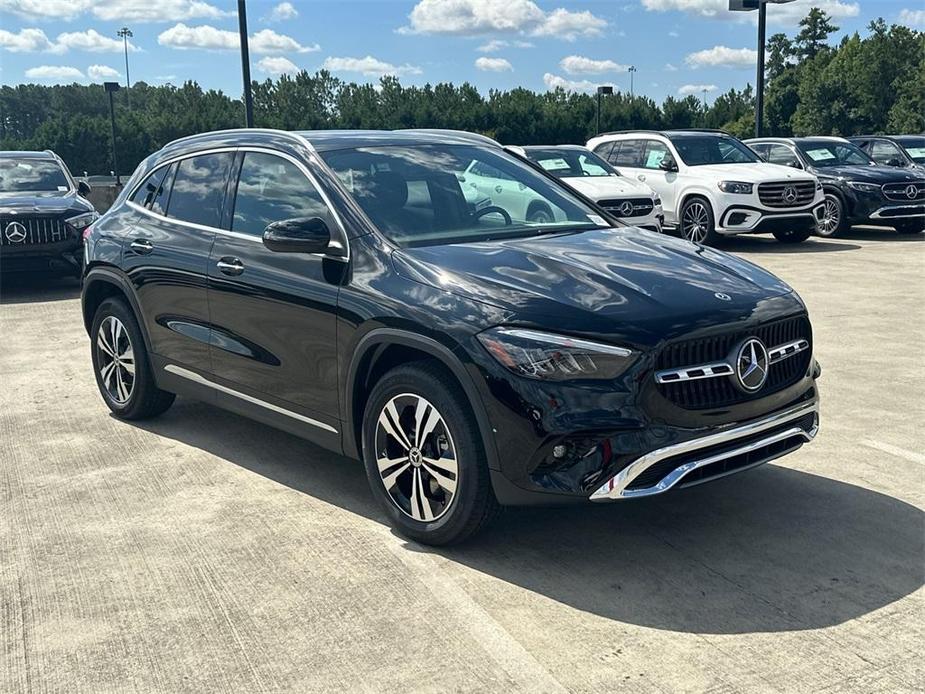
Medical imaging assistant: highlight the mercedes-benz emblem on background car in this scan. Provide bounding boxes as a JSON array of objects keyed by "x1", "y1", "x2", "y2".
[
  {"x1": 619, "y1": 200, "x2": 635, "y2": 216},
  {"x1": 735, "y1": 338, "x2": 770, "y2": 393},
  {"x1": 4, "y1": 221, "x2": 27, "y2": 244},
  {"x1": 714, "y1": 292, "x2": 732, "y2": 301},
  {"x1": 783, "y1": 186, "x2": 798, "y2": 204},
  {"x1": 906, "y1": 184, "x2": 919, "y2": 199}
]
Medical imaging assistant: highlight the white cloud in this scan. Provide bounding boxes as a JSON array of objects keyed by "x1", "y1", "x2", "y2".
[
  {"x1": 899, "y1": 9, "x2": 925, "y2": 27},
  {"x1": 0, "y1": 0, "x2": 92, "y2": 21},
  {"x1": 543, "y1": 72, "x2": 601, "y2": 93},
  {"x1": 678, "y1": 83, "x2": 717, "y2": 96},
  {"x1": 322, "y1": 55, "x2": 423, "y2": 77},
  {"x1": 92, "y1": 0, "x2": 229, "y2": 22},
  {"x1": 686, "y1": 45, "x2": 756, "y2": 69},
  {"x1": 664, "y1": 62, "x2": 678, "y2": 71},
  {"x1": 476, "y1": 39, "x2": 533, "y2": 52},
  {"x1": 265, "y1": 2, "x2": 298, "y2": 22},
  {"x1": 56, "y1": 29, "x2": 139, "y2": 53},
  {"x1": 474, "y1": 56, "x2": 512, "y2": 71},
  {"x1": 560, "y1": 55, "x2": 630, "y2": 75},
  {"x1": 158, "y1": 24, "x2": 317, "y2": 54},
  {"x1": 87, "y1": 64, "x2": 120, "y2": 81},
  {"x1": 25, "y1": 64, "x2": 84, "y2": 82},
  {"x1": 668, "y1": 30, "x2": 679, "y2": 37},
  {"x1": 641, "y1": 0, "x2": 859, "y2": 26},
  {"x1": 0, "y1": 28, "x2": 57, "y2": 53},
  {"x1": 402, "y1": 0, "x2": 606, "y2": 39},
  {"x1": 256, "y1": 56, "x2": 300, "y2": 75}
]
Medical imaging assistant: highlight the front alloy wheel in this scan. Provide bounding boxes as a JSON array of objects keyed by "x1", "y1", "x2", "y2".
[
  {"x1": 816, "y1": 194, "x2": 845, "y2": 237},
  {"x1": 375, "y1": 394, "x2": 459, "y2": 522},
  {"x1": 680, "y1": 199, "x2": 717, "y2": 245},
  {"x1": 96, "y1": 316, "x2": 135, "y2": 404}
]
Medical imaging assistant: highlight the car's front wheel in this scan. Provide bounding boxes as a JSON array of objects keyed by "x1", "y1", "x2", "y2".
[
  {"x1": 679, "y1": 197, "x2": 720, "y2": 245},
  {"x1": 362, "y1": 362, "x2": 500, "y2": 546},
  {"x1": 816, "y1": 193, "x2": 847, "y2": 237}
]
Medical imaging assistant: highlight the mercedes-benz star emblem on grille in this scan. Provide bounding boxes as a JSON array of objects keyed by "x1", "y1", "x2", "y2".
[
  {"x1": 4, "y1": 221, "x2": 27, "y2": 244},
  {"x1": 735, "y1": 338, "x2": 769, "y2": 393},
  {"x1": 783, "y1": 186, "x2": 798, "y2": 204},
  {"x1": 714, "y1": 292, "x2": 732, "y2": 301},
  {"x1": 906, "y1": 184, "x2": 919, "y2": 200},
  {"x1": 618, "y1": 200, "x2": 635, "y2": 216}
]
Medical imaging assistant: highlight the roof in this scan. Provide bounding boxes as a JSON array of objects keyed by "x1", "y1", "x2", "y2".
[
  {"x1": 520, "y1": 144, "x2": 589, "y2": 152},
  {"x1": 745, "y1": 136, "x2": 851, "y2": 144},
  {"x1": 597, "y1": 129, "x2": 731, "y2": 139},
  {"x1": 0, "y1": 150, "x2": 56, "y2": 159},
  {"x1": 297, "y1": 129, "x2": 501, "y2": 152}
]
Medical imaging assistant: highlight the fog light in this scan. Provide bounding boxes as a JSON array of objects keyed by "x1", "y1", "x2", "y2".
[{"x1": 552, "y1": 444, "x2": 567, "y2": 459}]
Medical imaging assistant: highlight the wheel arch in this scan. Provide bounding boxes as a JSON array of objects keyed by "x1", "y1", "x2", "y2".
[
  {"x1": 344, "y1": 329, "x2": 500, "y2": 472},
  {"x1": 82, "y1": 266, "x2": 152, "y2": 353}
]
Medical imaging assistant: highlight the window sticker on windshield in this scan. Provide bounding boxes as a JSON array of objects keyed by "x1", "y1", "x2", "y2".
[
  {"x1": 906, "y1": 147, "x2": 925, "y2": 158},
  {"x1": 587, "y1": 214, "x2": 607, "y2": 226},
  {"x1": 57, "y1": 185, "x2": 68, "y2": 191},
  {"x1": 538, "y1": 158, "x2": 569, "y2": 171},
  {"x1": 806, "y1": 148, "x2": 836, "y2": 161},
  {"x1": 646, "y1": 150, "x2": 666, "y2": 168}
]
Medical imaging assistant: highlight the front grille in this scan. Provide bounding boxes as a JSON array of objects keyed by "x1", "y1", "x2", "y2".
[
  {"x1": 655, "y1": 315, "x2": 812, "y2": 410},
  {"x1": 757, "y1": 181, "x2": 816, "y2": 208},
  {"x1": 599, "y1": 198, "x2": 654, "y2": 218},
  {"x1": 0, "y1": 216, "x2": 71, "y2": 247},
  {"x1": 882, "y1": 182, "x2": 925, "y2": 202}
]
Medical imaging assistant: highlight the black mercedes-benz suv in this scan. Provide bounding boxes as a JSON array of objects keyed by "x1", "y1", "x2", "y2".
[
  {"x1": 849, "y1": 135, "x2": 925, "y2": 171},
  {"x1": 0, "y1": 150, "x2": 98, "y2": 275},
  {"x1": 746, "y1": 136, "x2": 925, "y2": 236},
  {"x1": 82, "y1": 129, "x2": 821, "y2": 544}
]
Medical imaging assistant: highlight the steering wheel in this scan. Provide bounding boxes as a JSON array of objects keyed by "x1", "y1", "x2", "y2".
[{"x1": 473, "y1": 205, "x2": 512, "y2": 225}]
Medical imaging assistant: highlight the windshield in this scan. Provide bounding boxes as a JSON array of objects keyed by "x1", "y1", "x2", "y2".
[
  {"x1": 895, "y1": 137, "x2": 925, "y2": 164},
  {"x1": 0, "y1": 159, "x2": 71, "y2": 193},
  {"x1": 524, "y1": 148, "x2": 618, "y2": 179},
  {"x1": 797, "y1": 141, "x2": 873, "y2": 167},
  {"x1": 668, "y1": 135, "x2": 759, "y2": 166},
  {"x1": 321, "y1": 144, "x2": 609, "y2": 248}
]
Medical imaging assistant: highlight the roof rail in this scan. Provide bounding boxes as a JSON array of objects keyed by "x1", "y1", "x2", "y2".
[
  {"x1": 596, "y1": 128, "x2": 732, "y2": 137},
  {"x1": 163, "y1": 127, "x2": 311, "y2": 150},
  {"x1": 396, "y1": 128, "x2": 501, "y2": 147}
]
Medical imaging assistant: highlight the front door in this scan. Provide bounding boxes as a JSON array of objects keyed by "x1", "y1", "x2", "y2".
[
  {"x1": 636, "y1": 139, "x2": 679, "y2": 222},
  {"x1": 206, "y1": 149, "x2": 344, "y2": 441}
]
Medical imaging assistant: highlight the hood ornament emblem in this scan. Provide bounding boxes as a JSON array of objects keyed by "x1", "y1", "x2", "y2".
[
  {"x1": 714, "y1": 292, "x2": 732, "y2": 301},
  {"x1": 4, "y1": 221, "x2": 27, "y2": 244},
  {"x1": 735, "y1": 338, "x2": 769, "y2": 392},
  {"x1": 783, "y1": 186, "x2": 798, "y2": 204},
  {"x1": 906, "y1": 184, "x2": 918, "y2": 200}
]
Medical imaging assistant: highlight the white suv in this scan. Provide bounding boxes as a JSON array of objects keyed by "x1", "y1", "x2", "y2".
[{"x1": 586, "y1": 130, "x2": 825, "y2": 245}]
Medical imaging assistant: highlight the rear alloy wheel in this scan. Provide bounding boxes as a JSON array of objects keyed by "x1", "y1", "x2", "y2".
[
  {"x1": 679, "y1": 198, "x2": 719, "y2": 245},
  {"x1": 816, "y1": 194, "x2": 847, "y2": 237}
]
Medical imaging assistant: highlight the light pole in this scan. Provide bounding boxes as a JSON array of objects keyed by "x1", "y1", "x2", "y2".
[
  {"x1": 104, "y1": 82, "x2": 121, "y2": 185},
  {"x1": 238, "y1": 0, "x2": 255, "y2": 127},
  {"x1": 702, "y1": 88, "x2": 709, "y2": 108},
  {"x1": 729, "y1": 0, "x2": 796, "y2": 137},
  {"x1": 117, "y1": 27, "x2": 132, "y2": 108},
  {"x1": 596, "y1": 85, "x2": 613, "y2": 135},
  {"x1": 628, "y1": 66, "x2": 637, "y2": 98}
]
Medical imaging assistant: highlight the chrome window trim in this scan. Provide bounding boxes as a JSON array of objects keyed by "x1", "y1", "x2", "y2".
[
  {"x1": 124, "y1": 144, "x2": 350, "y2": 261},
  {"x1": 164, "y1": 364, "x2": 338, "y2": 434},
  {"x1": 590, "y1": 400, "x2": 818, "y2": 501}
]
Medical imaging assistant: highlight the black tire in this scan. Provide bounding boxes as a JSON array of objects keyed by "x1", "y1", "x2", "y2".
[
  {"x1": 526, "y1": 202, "x2": 554, "y2": 224},
  {"x1": 773, "y1": 227, "x2": 813, "y2": 243},
  {"x1": 91, "y1": 297, "x2": 175, "y2": 420},
  {"x1": 362, "y1": 361, "x2": 501, "y2": 546},
  {"x1": 816, "y1": 193, "x2": 848, "y2": 237},
  {"x1": 895, "y1": 220, "x2": 924, "y2": 235},
  {"x1": 679, "y1": 196, "x2": 721, "y2": 245}
]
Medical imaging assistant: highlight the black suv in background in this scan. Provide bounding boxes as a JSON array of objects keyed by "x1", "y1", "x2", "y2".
[
  {"x1": 82, "y1": 129, "x2": 821, "y2": 544},
  {"x1": 849, "y1": 135, "x2": 925, "y2": 171},
  {"x1": 0, "y1": 150, "x2": 97, "y2": 275},
  {"x1": 746, "y1": 137, "x2": 925, "y2": 236}
]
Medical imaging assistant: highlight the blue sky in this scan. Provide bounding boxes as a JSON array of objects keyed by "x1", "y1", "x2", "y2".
[{"x1": 0, "y1": 0, "x2": 921, "y2": 103}]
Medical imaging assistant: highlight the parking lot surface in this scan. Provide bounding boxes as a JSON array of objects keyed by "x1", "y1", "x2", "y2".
[{"x1": 2, "y1": 229, "x2": 923, "y2": 693}]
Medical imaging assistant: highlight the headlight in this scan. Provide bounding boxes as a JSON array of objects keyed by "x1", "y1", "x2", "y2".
[
  {"x1": 846, "y1": 181, "x2": 880, "y2": 193},
  {"x1": 815, "y1": 180, "x2": 823, "y2": 190},
  {"x1": 653, "y1": 196, "x2": 662, "y2": 206},
  {"x1": 718, "y1": 181, "x2": 754, "y2": 194},
  {"x1": 477, "y1": 327, "x2": 636, "y2": 381},
  {"x1": 66, "y1": 211, "x2": 99, "y2": 231}
]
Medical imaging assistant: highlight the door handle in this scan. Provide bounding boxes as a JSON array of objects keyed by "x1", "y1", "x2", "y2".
[
  {"x1": 216, "y1": 257, "x2": 244, "y2": 276},
  {"x1": 129, "y1": 239, "x2": 153, "y2": 255},
  {"x1": 495, "y1": 185, "x2": 503, "y2": 194}
]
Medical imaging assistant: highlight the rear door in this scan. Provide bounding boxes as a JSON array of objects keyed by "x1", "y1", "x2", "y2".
[{"x1": 205, "y1": 149, "x2": 343, "y2": 444}]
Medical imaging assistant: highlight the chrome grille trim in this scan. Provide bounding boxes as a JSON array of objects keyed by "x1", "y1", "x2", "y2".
[
  {"x1": 882, "y1": 182, "x2": 925, "y2": 202},
  {"x1": 599, "y1": 197, "x2": 655, "y2": 218},
  {"x1": 654, "y1": 337, "x2": 809, "y2": 385},
  {"x1": 0, "y1": 216, "x2": 70, "y2": 246},
  {"x1": 757, "y1": 181, "x2": 816, "y2": 208},
  {"x1": 768, "y1": 339, "x2": 809, "y2": 364}
]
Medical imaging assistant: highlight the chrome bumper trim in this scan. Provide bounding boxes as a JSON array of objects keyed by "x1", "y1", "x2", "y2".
[
  {"x1": 869, "y1": 205, "x2": 925, "y2": 220},
  {"x1": 589, "y1": 401, "x2": 818, "y2": 501}
]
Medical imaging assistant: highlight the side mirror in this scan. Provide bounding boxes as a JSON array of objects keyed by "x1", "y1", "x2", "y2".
[
  {"x1": 658, "y1": 156, "x2": 678, "y2": 172},
  {"x1": 78, "y1": 180, "x2": 92, "y2": 195},
  {"x1": 885, "y1": 158, "x2": 903, "y2": 167},
  {"x1": 262, "y1": 217, "x2": 331, "y2": 254},
  {"x1": 787, "y1": 160, "x2": 803, "y2": 169}
]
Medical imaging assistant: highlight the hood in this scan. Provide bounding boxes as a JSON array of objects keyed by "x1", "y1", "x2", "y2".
[
  {"x1": 562, "y1": 176, "x2": 654, "y2": 200},
  {"x1": 392, "y1": 228, "x2": 800, "y2": 348},
  {"x1": 691, "y1": 162, "x2": 815, "y2": 183},
  {"x1": 810, "y1": 164, "x2": 925, "y2": 183},
  {"x1": 0, "y1": 189, "x2": 92, "y2": 215}
]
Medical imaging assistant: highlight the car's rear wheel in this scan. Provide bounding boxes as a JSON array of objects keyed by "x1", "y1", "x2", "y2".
[
  {"x1": 773, "y1": 227, "x2": 813, "y2": 243},
  {"x1": 362, "y1": 362, "x2": 500, "y2": 545},
  {"x1": 895, "y1": 220, "x2": 924, "y2": 234},
  {"x1": 526, "y1": 202, "x2": 554, "y2": 224},
  {"x1": 679, "y1": 197, "x2": 720, "y2": 245},
  {"x1": 91, "y1": 297, "x2": 175, "y2": 420},
  {"x1": 816, "y1": 193, "x2": 847, "y2": 237}
]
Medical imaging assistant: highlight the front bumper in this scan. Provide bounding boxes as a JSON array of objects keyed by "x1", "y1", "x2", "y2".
[
  {"x1": 589, "y1": 400, "x2": 818, "y2": 501},
  {"x1": 717, "y1": 203, "x2": 825, "y2": 235}
]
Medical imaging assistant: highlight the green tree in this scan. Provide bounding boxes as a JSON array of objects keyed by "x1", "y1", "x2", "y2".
[{"x1": 795, "y1": 7, "x2": 840, "y2": 60}]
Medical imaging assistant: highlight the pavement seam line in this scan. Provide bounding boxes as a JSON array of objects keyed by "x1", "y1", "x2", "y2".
[{"x1": 859, "y1": 439, "x2": 925, "y2": 465}]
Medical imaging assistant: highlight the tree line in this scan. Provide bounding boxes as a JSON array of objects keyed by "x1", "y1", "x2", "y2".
[{"x1": 0, "y1": 9, "x2": 920, "y2": 176}]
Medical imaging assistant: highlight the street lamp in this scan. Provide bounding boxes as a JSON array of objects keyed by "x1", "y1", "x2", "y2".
[
  {"x1": 596, "y1": 85, "x2": 613, "y2": 135},
  {"x1": 116, "y1": 26, "x2": 133, "y2": 108},
  {"x1": 729, "y1": 0, "x2": 797, "y2": 137},
  {"x1": 628, "y1": 66, "x2": 637, "y2": 98},
  {"x1": 103, "y1": 82, "x2": 121, "y2": 186},
  {"x1": 237, "y1": 0, "x2": 255, "y2": 127}
]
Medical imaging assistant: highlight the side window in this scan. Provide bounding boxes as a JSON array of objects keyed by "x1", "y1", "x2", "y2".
[
  {"x1": 767, "y1": 144, "x2": 801, "y2": 168},
  {"x1": 468, "y1": 160, "x2": 513, "y2": 180},
  {"x1": 231, "y1": 152, "x2": 331, "y2": 236},
  {"x1": 592, "y1": 141, "x2": 615, "y2": 160},
  {"x1": 130, "y1": 163, "x2": 175, "y2": 215},
  {"x1": 641, "y1": 140, "x2": 670, "y2": 170},
  {"x1": 167, "y1": 152, "x2": 234, "y2": 228},
  {"x1": 750, "y1": 144, "x2": 770, "y2": 161},
  {"x1": 611, "y1": 140, "x2": 644, "y2": 167},
  {"x1": 578, "y1": 154, "x2": 609, "y2": 176},
  {"x1": 869, "y1": 140, "x2": 902, "y2": 164}
]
